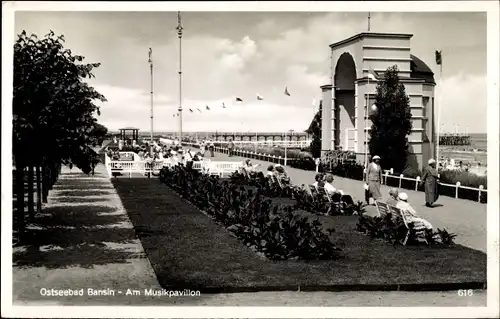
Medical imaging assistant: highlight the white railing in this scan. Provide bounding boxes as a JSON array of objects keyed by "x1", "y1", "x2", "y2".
[
  {"x1": 370, "y1": 168, "x2": 487, "y2": 203},
  {"x1": 105, "y1": 154, "x2": 164, "y2": 178}
]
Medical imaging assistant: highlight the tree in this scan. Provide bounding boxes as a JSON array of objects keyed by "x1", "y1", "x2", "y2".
[
  {"x1": 13, "y1": 30, "x2": 107, "y2": 233},
  {"x1": 305, "y1": 100, "x2": 322, "y2": 158},
  {"x1": 368, "y1": 65, "x2": 412, "y2": 172}
]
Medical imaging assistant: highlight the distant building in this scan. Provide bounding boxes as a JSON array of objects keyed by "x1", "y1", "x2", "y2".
[{"x1": 320, "y1": 32, "x2": 436, "y2": 170}]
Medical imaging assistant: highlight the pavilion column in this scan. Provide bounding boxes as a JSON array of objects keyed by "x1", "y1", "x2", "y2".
[{"x1": 354, "y1": 81, "x2": 359, "y2": 153}]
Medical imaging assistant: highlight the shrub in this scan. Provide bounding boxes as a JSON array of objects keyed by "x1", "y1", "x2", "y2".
[{"x1": 159, "y1": 166, "x2": 342, "y2": 260}]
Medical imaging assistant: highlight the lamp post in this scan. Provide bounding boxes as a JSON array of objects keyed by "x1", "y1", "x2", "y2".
[
  {"x1": 284, "y1": 129, "x2": 294, "y2": 166},
  {"x1": 148, "y1": 48, "x2": 154, "y2": 155},
  {"x1": 176, "y1": 11, "x2": 184, "y2": 144}
]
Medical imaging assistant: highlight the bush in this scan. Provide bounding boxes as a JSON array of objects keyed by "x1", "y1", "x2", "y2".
[{"x1": 159, "y1": 166, "x2": 342, "y2": 260}]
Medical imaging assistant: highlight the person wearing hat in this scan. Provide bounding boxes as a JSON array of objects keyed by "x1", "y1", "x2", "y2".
[
  {"x1": 266, "y1": 165, "x2": 275, "y2": 177},
  {"x1": 365, "y1": 155, "x2": 383, "y2": 202},
  {"x1": 387, "y1": 188, "x2": 399, "y2": 206},
  {"x1": 228, "y1": 139, "x2": 235, "y2": 157},
  {"x1": 421, "y1": 158, "x2": 440, "y2": 207},
  {"x1": 396, "y1": 192, "x2": 433, "y2": 230}
]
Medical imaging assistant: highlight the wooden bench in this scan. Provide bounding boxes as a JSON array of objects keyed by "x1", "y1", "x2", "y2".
[
  {"x1": 206, "y1": 161, "x2": 243, "y2": 177},
  {"x1": 387, "y1": 204, "x2": 429, "y2": 245},
  {"x1": 375, "y1": 200, "x2": 390, "y2": 218}
]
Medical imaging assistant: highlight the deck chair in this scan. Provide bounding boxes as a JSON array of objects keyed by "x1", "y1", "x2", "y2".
[
  {"x1": 388, "y1": 205, "x2": 428, "y2": 245},
  {"x1": 375, "y1": 200, "x2": 390, "y2": 218},
  {"x1": 301, "y1": 184, "x2": 316, "y2": 208}
]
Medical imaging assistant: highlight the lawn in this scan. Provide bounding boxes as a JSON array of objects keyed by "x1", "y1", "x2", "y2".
[{"x1": 112, "y1": 178, "x2": 486, "y2": 293}]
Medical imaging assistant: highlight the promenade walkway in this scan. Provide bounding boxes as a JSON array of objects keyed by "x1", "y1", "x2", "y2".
[
  {"x1": 12, "y1": 164, "x2": 164, "y2": 305},
  {"x1": 194, "y1": 148, "x2": 487, "y2": 252}
]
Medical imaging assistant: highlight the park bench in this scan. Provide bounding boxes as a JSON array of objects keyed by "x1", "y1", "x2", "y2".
[
  {"x1": 205, "y1": 161, "x2": 243, "y2": 177},
  {"x1": 387, "y1": 205, "x2": 429, "y2": 245},
  {"x1": 375, "y1": 200, "x2": 390, "y2": 218}
]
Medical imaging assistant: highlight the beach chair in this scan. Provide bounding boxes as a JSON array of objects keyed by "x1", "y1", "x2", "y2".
[
  {"x1": 301, "y1": 184, "x2": 316, "y2": 208},
  {"x1": 375, "y1": 200, "x2": 390, "y2": 218},
  {"x1": 388, "y1": 205, "x2": 428, "y2": 245}
]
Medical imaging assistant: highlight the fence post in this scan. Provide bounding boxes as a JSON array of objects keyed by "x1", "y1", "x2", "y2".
[
  {"x1": 399, "y1": 174, "x2": 403, "y2": 189},
  {"x1": 455, "y1": 182, "x2": 461, "y2": 198},
  {"x1": 278, "y1": 156, "x2": 282, "y2": 165},
  {"x1": 415, "y1": 176, "x2": 420, "y2": 191},
  {"x1": 478, "y1": 185, "x2": 484, "y2": 202}
]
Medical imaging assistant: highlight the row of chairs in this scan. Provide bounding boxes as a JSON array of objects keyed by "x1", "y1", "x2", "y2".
[
  {"x1": 304, "y1": 184, "x2": 354, "y2": 206},
  {"x1": 374, "y1": 200, "x2": 428, "y2": 245}
]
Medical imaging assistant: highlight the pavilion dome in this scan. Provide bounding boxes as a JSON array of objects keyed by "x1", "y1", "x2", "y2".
[{"x1": 410, "y1": 54, "x2": 435, "y2": 85}]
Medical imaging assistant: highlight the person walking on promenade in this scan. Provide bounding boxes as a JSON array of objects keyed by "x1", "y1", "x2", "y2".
[
  {"x1": 365, "y1": 155, "x2": 383, "y2": 203},
  {"x1": 228, "y1": 139, "x2": 235, "y2": 157},
  {"x1": 209, "y1": 140, "x2": 215, "y2": 157},
  {"x1": 421, "y1": 158, "x2": 440, "y2": 207}
]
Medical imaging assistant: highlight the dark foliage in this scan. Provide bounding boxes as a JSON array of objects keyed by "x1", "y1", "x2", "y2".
[
  {"x1": 305, "y1": 100, "x2": 322, "y2": 159},
  {"x1": 368, "y1": 66, "x2": 413, "y2": 172},
  {"x1": 159, "y1": 166, "x2": 342, "y2": 260}
]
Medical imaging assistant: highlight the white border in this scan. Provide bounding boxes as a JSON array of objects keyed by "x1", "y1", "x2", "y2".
[{"x1": 2, "y1": 1, "x2": 499, "y2": 318}]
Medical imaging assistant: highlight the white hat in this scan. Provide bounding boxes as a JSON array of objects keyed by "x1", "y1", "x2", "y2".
[
  {"x1": 275, "y1": 164, "x2": 282, "y2": 168},
  {"x1": 428, "y1": 159, "x2": 436, "y2": 164},
  {"x1": 398, "y1": 192, "x2": 409, "y2": 201},
  {"x1": 372, "y1": 155, "x2": 381, "y2": 160}
]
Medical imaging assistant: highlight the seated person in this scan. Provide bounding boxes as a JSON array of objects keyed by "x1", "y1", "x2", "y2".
[
  {"x1": 275, "y1": 165, "x2": 291, "y2": 184},
  {"x1": 266, "y1": 165, "x2": 275, "y2": 177},
  {"x1": 312, "y1": 173, "x2": 325, "y2": 188},
  {"x1": 386, "y1": 188, "x2": 399, "y2": 206},
  {"x1": 323, "y1": 174, "x2": 337, "y2": 195},
  {"x1": 396, "y1": 193, "x2": 433, "y2": 230},
  {"x1": 243, "y1": 159, "x2": 253, "y2": 170}
]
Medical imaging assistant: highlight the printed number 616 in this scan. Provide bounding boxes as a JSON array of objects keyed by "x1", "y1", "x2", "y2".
[{"x1": 458, "y1": 289, "x2": 474, "y2": 296}]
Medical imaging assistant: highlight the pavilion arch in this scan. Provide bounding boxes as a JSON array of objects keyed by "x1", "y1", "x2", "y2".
[{"x1": 332, "y1": 52, "x2": 357, "y2": 150}]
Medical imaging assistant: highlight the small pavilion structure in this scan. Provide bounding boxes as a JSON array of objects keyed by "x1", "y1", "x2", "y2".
[
  {"x1": 320, "y1": 32, "x2": 436, "y2": 170},
  {"x1": 119, "y1": 127, "x2": 140, "y2": 142}
]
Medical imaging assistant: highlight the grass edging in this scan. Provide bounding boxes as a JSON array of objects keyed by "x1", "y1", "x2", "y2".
[{"x1": 112, "y1": 178, "x2": 486, "y2": 294}]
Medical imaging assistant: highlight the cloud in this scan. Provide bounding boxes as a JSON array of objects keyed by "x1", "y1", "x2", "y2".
[{"x1": 14, "y1": 11, "x2": 487, "y2": 133}]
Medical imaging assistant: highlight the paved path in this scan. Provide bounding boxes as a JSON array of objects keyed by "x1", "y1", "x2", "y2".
[
  {"x1": 11, "y1": 162, "x2": 486, "y2": 307},
  {"x1": 193, "y1": 148, "x2": 486, "y2": 252}
]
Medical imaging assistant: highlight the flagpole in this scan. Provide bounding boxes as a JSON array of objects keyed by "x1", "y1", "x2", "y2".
[
  {"x1": 364, "y1": 75, "x2": 370, "y2": 181},
  {"x1": 149, "y1": 48, "x2": 154, "y2": 154},
  {"x1": 177, "y1": 11, "x2": 184, "y2": 144},
  {"x1": 368, "y1": 12, "x2": 371, "y2": 32},
  {"x1": 436, "y1": 56, "x2": 443, "y2": 173}
]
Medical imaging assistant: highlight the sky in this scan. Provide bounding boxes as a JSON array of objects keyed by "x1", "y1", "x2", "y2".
[{"x1": 14, "y1": 11, "x2": 487, "y2": 133}]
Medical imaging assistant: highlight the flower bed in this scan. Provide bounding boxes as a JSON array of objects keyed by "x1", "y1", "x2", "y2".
[{"x1": 159, "y1": 166, "x2": 342, "y2": 260}]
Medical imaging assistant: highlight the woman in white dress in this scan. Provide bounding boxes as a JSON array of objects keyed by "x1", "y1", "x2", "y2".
[{"x1": 365, "y1": 155, "x2": 383, "y2": 202}]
